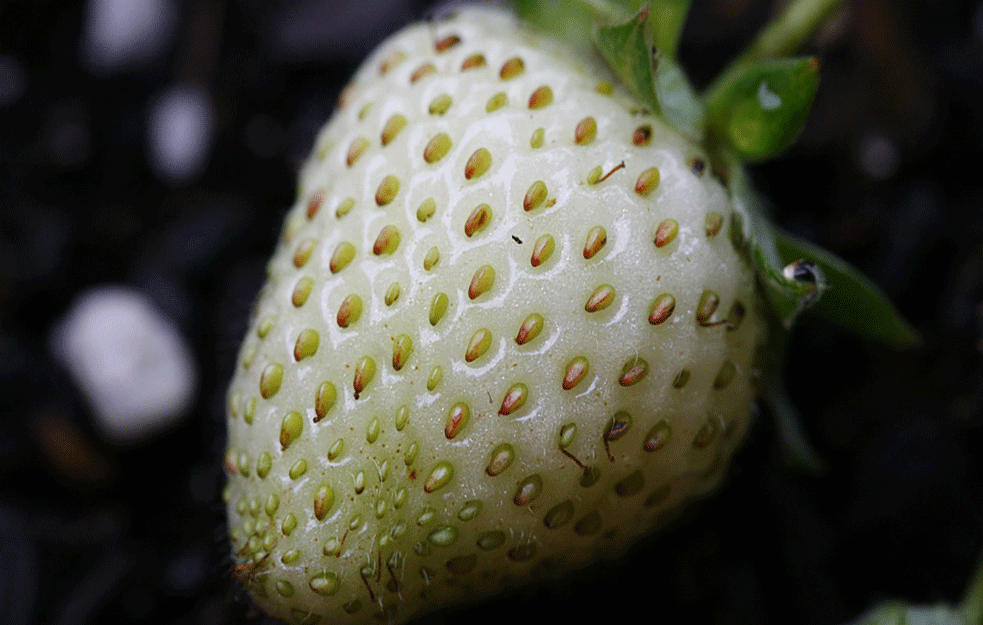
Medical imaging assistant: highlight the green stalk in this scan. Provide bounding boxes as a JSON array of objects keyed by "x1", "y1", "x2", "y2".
[
  {"x1": 704, "y1": 0, "x2": 845, "y2": 107},
  {"x1": 962, "y1": 555, "x2": 983, "y2": 625}
]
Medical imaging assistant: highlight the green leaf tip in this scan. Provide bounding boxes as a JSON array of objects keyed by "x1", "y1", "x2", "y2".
[
  {"x1": 775, "y1": 231, "x2": 922, "y2": 349},
  {"x1": 708, "y1": 56, "x2": 820, "y2": 162},
  {"x1": 728, "y1": 167, "x2": 918, "y2": 349},
  {"x1": 593, "y1": 7, "x2": 661, "y2": 115},
  {"x1": 647, "y1": 0, "x2": 691, "y2": 61}
]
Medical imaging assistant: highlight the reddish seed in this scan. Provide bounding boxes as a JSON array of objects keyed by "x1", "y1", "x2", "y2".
[
  {"x1": 306, "y1": 192, "x2": 323, "y2": 219},
  {"x1": 434, "y1": 34, "x2": 461, "y2": 53}
]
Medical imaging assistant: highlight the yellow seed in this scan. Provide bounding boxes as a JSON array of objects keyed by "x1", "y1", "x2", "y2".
[
  {"x1": 706, "y1": 212, "x2": 724, "y2": 237},
  {"x1": 375, "y1": 174, "x2": 400, "y2": 206},
  {"x1": 528, "y1": 85, "x2": 553, "y2": 109},
  {"x1": 434, "y1": 34, "x2": 460, "y2": 53},
  {"x1": 410, "y1": 62, "x2": 436, "y2": 83},
  {"x1": 306, "y1": 192, "x2": 323, "y2": 219},
  {"x1": 530, "y1": 234, "x2": 555, "y2": 267},
  {"x1": 291, "y1": 276, "x2": 314, "y2": 307},
  {"x1": 464, "y1": 203, "x2": 491, "y2": 237},
  {"x1": 461, "y1": 53, "x2": 486, "y2": 70},
  {"x1": 416, "y1": 197, "x2": 436, "y2": 222},
  {"x1": 280, "y1": 411, "x2": 303, "y2": 449},
  {"x1": 395, "y1": 406, "x2": 409, "y2": 431},
  {"x1": 648, "y1": 293, "x2": 676, "y2": 325},
  {"x1": 310, "y1": 572, "x2": 340, "y2": 596},
  {"x1": 575, "y1": 116, "x2": 597, "y2": 145},
  {"x1": 379, "y1": 50, "x2": 405, "y2": 74},
  {"x1": 424, "y1": 461, "x2": 454, "y2": 493},
  {"x1": 293, "y1": 329, "x2": 319, "y2": 361},
  {"x1": 654, "y1": 218, "x2": 679, "y2": 248},
  {"x1": 530, "y1": 127, "x2": 544, "y2": 148},
  {"x1": 372, "y1": 224, "x2": 401, "y2": 254},
  {"x1": 346, "y1": 137, "x2": 369, "y2": 166},
  {"x1": 335, "y1": 197, "x2": 355, "y2": 218},
  {"x1": 464, "y1": 147, "x2": 492, "y2": 180},
  {"x1": 583, "y1": 226, "x2": 607, "y2": 259},
  {"x1": 353, "y1": 356, "x2": 376, "y2": 399},
  {"x1": 426, "y1": 366, "x2": 442, "y2": 391},
  {"x1": 384, "y1": 282, "x2": 401, "y2": 306},
  {"x1": 392, "y1": 334, "x2": 413, "y2": 371},
  {"x1": 314, "y1": 381, "x2": 336, "y2": 422},
  {"x1": 513, "y1": 474, "x2": 543, "y2": 505},
  {"x1": 635, "y1": 167, "x2": 661, "y2": 195},
  {"x1": 486, "y1": 443, "x2": 514, "y2": 476},
  {"x1": 288, "y1": 459, "x2": 307, "y2": 480},
  {"x1": 336, "y1": 294, "x2": 363, "y2": 328},
  {"x1": 515, "y1": 313, "x2": 544, "y2": 345},
  {"x1": 585, "y1": 284, "x2": 615, "y2": 313},
  {"x1": 499, "y1": 56, "x2": 524, "y2": 79},
  {"x1": 328, "y1": 438, "x2": 344, "y2": 460},
  {"x1": 423, "y1": 133, "x2": 452, "y2": 163},
  {"x1": 444, "y1": 402, "x2": 470, "y2": 439},
  {"x1": 596, "y1": 81, "x2": 613, "y2": 94},
  {"x1": 486, "y1": 91, "x2": 508, "y2": 112},
  {"x1": 523, "y1": 180, "x2": 547, "y2": 212},
  {"x1": 330, "y1": 241, "x2": 356, "y2": 273},
  {"x1": 696, "y1": 290, "x2": 722, "y2": 326},
  {"x1": 465, "y1": 328, "x2": 492, "y2": 362},
  {"x1": 256, "y1": 452, "x2": 272, "y2": 478},
  {"x1": 429, "y1": 292, "x2": 449, "y2": 326},
  {"x1": 586, "y1": 165, "x2": 603, "y2": 184},
  {"x1": 292, "y1": 238, "x2": 315, "y2": 268},
  {"x1": 428, "y1": 94, "x2": 452, "y2": 115},
  {"x1": 381, "y1": 114, "x2": 407, "y2": 145},
  {"x1": 498, "y1": 383, "x2": 528, "y2": 415},
  {"x1": 259, "y1": 363, "x2": 283, "y2": 399},
  {"x1": 366, "y1": 417, "x2": 380, "y2": 443},
  {"x1": 423, "y1": 246, "x2": 440, "y2": 271},
  {"x1": 562, "y1": 356, "x2": 590, "y2": 390},
  {"x1": 468, "y1": 265, "x2": 495, "y2": 299},
  {"x1": 619, "y1": 357, "x2": 649, "y2": 386}
]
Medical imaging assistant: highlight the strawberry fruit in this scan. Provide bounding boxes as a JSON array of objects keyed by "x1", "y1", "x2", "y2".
[{"x1": 223, "y1": 2, "x2": 916, "y2": 624}]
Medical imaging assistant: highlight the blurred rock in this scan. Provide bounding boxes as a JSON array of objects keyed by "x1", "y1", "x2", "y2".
[
  {"x1": 147, "y1": 85, "x2": 214, "y2": 184},
  {"x1": 0, "y1": 54, "x2": 25, "y2": 107},
  {"x1": 49, "y1": 285, "x2": 197, "y2": 444},
  {"x1": 80, "y1": 0, "x2": 176, "y2": 73}
]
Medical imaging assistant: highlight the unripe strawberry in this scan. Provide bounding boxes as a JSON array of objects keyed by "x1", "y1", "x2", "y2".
[{"x1": 224, "y1": 3, "x2": 915, "y2": 624}]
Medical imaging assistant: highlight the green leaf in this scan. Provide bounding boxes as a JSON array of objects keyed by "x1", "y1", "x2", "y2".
[
  {"x1": 514, "y1": 1, "x2": 601, "y2": 49},
  {"x1": 707, "y1": 57, "x2": 820, "y2": 162},
  {"x1": 728, "y1": 167, "x2": 825, "y2": 329},
  {"x1": 775, "y1": 231, "x2": 921, "y2": 348},
  {"x1": 593, "y1": 7, "x2": 661, "y2": 114},
  {"x1": 652, "y1": 51, "x2": 705, "y2": 140},
  {"x1": 647, "y1": 0, "x2": 690, "y2": 60}
]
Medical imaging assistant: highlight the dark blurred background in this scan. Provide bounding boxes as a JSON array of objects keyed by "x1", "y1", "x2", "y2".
[{"x1": 0, "y1": 0, "x2": 981, "y2": 624}]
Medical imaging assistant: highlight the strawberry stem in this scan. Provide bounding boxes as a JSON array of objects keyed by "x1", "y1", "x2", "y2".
[
  {"x1": 704, "y1": 0, "x2": 845, "y2": 107},
  {"x1": 962, "y1": 555, "x2": 983, "y2": 625}
]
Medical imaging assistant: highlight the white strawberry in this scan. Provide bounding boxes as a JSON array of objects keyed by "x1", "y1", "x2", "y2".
[{"x1": 223, "y1": 3, "x2": 915, "y2": 624}]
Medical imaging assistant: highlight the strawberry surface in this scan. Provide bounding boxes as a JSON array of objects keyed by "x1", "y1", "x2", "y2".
[{"x1": 224, "y1": 6, "x2": 765, "y2": 624}]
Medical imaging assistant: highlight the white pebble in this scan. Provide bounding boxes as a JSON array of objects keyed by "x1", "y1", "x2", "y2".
[
  {"x1": 49, "y1": 285, "x2": 197, "y2": 444},
  {"x1": 81, "y1": 0, "x2": 176, "y2": 73},
  {"x1": 147, "y1": 85, "x2": 214, "y2": 184}
]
